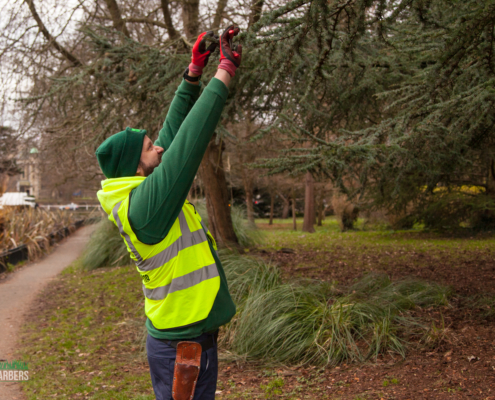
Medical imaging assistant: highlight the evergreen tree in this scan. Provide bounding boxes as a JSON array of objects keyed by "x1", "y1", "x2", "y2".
[
  {"x1": 4, "y1": 0, "x2": 495, "y2": 231},
  {"x1": 250, "y1": 0, "x2": 495, "y2": 229}
]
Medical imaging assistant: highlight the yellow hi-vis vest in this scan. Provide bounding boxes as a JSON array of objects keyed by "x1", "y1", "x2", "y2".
[{"x1": 110, "y1": 197, "x2": 221, "y2": 330}]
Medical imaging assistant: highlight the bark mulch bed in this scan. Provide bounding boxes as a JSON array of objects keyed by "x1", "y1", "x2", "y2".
[
  {"x1": 217, "y1": 305, "x2": 495, "y2": 399},
  {"x1": 213, "y1": 237, "x2": 495, "y2": 399}
]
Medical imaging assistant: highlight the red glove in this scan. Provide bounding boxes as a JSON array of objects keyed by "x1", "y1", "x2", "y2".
[
  {"x1": 189, "y1": 31, "x2": 218, "y2": 76},
  {"x1": 218, "y1": 25, "x2": 242, "y2": 77}
]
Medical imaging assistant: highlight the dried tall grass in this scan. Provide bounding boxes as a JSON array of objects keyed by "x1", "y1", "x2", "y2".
[{"x1": 0, "y1": 207, "x2": 76, "y2": 259}]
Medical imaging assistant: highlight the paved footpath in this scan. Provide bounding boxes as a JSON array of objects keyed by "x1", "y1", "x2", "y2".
[{"x1": 0, "y1": 225, "x2": 95, "y2": 400}]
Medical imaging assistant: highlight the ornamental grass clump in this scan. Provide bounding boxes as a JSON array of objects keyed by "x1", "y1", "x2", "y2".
[
  {"x1": 219, "y1": 251, "x2": 451, "y2": 366},
  {"x1": 82, "y1": 218, "x2": 129, "y2": 270},
  {"x1": 82, "y1": 201, "x2": 264, "y2": 270},
  {"x1": 0, "y1": 207, "x2": 75, "y2": 258}
]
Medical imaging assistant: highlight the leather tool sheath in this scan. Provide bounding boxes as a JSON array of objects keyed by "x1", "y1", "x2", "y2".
[{"x1": 172, "y1": 341, "x2": 202, "y2": 400}]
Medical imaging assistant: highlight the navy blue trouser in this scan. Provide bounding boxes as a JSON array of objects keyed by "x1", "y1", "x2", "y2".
[{"x1": 146, "y1": 332, "x2": 218, "y2": 400}]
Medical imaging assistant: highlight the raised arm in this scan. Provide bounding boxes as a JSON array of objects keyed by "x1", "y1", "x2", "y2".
[
  {"x1": 128, "y1": 27, "x2": 241, "y2": 245},
  {"x1": 155, "y1": 31, "x2": 219, "y2": 151},
  {"x1": 154, "y1": 79, "x2": 201, "y2": 151}
]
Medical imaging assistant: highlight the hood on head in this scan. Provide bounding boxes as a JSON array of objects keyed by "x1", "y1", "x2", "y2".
[{"x1": 97, "y1": 176, "x2": 146, "y2": 215}]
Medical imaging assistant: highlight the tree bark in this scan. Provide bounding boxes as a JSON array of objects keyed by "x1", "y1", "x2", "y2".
[
  {"x1": 279, "y1": 192, "x2": 290, "y2": 219},
  {"x1": 302, "y1": 171, "x2": 315, "y2": 233},
  {"x1": 291, "y1": 186, "x2": 297, "y2": 231},
  {"x1": 241, "y1": 164, "x2": 255, "y2": 224},
  {"x1": 0, "y1": 175, "x2": 10, "y2": 196},
  {"x1": 213, "y1": 0, "x2": 228, "y2": 30},
  {"x1": 245, "y1": 181, "x2": 255, "y2": 223},
  {"x1": 317, "y1": 186, "x2": 324, "y2": 226},
  {"x1": 103, "y1": 0, "x2": 131, "y2": 37},
  {"x1": 199, "y1": 135, "x2": 241, "y2": 250},
  {"x1": 269, "y1": 189, "x2": 274, "y2": 225},
  {"x1": 248, "y1": 0, "x2": 264, "y2": 27},
  {"x1": 160, "y1": 0, "x2": 179, "y2": 39},
  {"x1": 181, "y1": 0, "x2": 200, "y2": 39},
  {"x1": 488, "y1": 158, "x2": 495, "y2": 195},
  {"x1": 25, "y1": 0, "x2": 81, "y2": 66}
]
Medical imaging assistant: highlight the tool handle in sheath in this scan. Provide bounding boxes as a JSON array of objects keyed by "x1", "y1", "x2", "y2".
[{"x1": 172, "y1": 341, "x2": 202, "y2": 400}]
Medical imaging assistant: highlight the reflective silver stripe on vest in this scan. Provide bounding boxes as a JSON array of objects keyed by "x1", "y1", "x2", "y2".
[
  {"x1": 112, "y1": 203, "x2": 209, "y2": 272},
  {"x1": 112, "y1": 201, "x2": 143, "y2": 263},
  {"x1": 142, "y1": 262, "x2": 219, "y2": 301}
]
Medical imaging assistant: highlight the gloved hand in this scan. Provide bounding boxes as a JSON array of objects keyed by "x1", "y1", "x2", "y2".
[
  {"x1": 218, "y1": 25, "x2": 242, "y2": 77},
  {"x1": 189, "y1": 31, "x2": 219, "y2": 76}
]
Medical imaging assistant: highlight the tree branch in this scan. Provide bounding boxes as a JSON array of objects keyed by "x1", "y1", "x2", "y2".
[
  {"x1": 182, "y1": 0, "x2": 200, "y2": 39},
  {"x1": 213, "y1": 0, "x2": 228, "y2": 30},
  {"x1": 248, "y1": 0, "x2": 264, "y2": 28},
  {"x1": 103, "y1": 0, "x2": 131, "y2": 38},
  {"x1": 24, "y1": 0, "x2": 82, "y2": 66},
  {"x1": 160, "y1": 0, "x2": 179, "y2": 39}
]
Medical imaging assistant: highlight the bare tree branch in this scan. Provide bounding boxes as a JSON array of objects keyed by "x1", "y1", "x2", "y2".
[
  {"x1": 248, "y1": 0, "x2": 264, "y2": 28},
  {"x1": 181, "y1": 0, "x2": 200, "y2": 39},
  {"x1": 160, "y1": 0, "x2": 179, "y2": 39},
  {"x1": 96, "y1": 14, "x2": 169, "y2": 30},
  {"x1": 103, "y1": 0, "x2": 131, "y2": 37},
  {"x1": 213, "y1": 0, "x2": 228, "y2": 30},
  {"x1": 24, "y1": 0, "x2": 82, "y2": 66}
]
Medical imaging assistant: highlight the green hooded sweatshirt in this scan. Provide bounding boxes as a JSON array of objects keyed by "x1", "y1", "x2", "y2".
[{"x1": 97, "y1": 77, "x2": 236, "y2": 340}]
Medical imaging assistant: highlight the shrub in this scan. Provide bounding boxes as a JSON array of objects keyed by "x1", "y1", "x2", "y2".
[
  {"x1": 331, "y1": 193, "x2": 359, "y2": 231},
  {"x1": 415, "y1": 192, "x2": 495, "y2": 230}
]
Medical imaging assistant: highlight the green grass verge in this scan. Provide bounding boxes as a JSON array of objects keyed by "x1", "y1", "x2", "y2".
[
  {"x1": 256, "y1": 216, "x2": 495, "y2": 252},
  {"x1": 18, "y1": 261, "x2": 152, "y2": 399}
]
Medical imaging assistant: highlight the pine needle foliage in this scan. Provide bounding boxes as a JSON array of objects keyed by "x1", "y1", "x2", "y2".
[
  {"x1": 247, "y1": 0, "x2": 495, "y2": 228},
  {"x1": 20, "y1": 0, "x2": 495, "y2": 228},
  {"x1": 220, "y1": 251, "x2": 451, "y2": 365}
]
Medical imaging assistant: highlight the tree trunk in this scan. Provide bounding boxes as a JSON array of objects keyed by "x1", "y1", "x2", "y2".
[
  {"x1": 291, "y1": 186, "x2": 297, "y2": 231},
  {"x1": 160, "y1": 0, "x2": 179, "y2": 39},
  {"x1": 280, "y1": 192, "x2": 290, "y2": 219},
  {"x1": 213, "y1": 0, "x2": 228, "y2": 30},
  {"x1": 103, "y1": 0, "x2": 131, "y2": 37},
  {"x1": 199, "y1": 135, "x2": 241, "y2": 250},
  {"x1": 241, "y1": 168, "x2": 255, "y2": 224},
  {"x1": 488, "y1": 158, "x2": 495, "y2": 195},
  {"x1": 182, "y1": 0, "x2": 200, "y2": 39},
  {"x1": 0, "y1": 175, "x2": 9, "y2": 196},
  {"x1": 269, "y1": 190, "x2": 274, "y2": 225},
  {"x1": 317, "y1": 186, "x2": 324, "y2": 226},
  {"x1": 302, "y1": 171, "x2": 315, "y2": 233}
]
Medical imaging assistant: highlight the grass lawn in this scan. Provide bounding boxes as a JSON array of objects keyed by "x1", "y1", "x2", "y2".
[
  {"x1": 16, "y1": 220, "x2": 495, "y2": 399},
  {"x1": 254, "y1": 217, "x2": 495, "y2": 296},
  {"x1": 18, "y1": 261, "x2": 152, "y2": 400}
]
